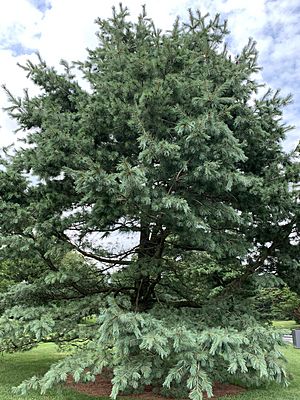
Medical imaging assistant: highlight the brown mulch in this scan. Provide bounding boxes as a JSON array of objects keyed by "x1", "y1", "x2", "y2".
[{"x1": 66, "y1": 372, "x2": 246, "y2": 399}]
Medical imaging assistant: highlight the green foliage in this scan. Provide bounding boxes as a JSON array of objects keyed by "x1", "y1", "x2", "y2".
[
  {"x1": 0, "y1": 258, "x2": 46, "y2": 293},
  {"x1": 0, "y1": 261, "x2": 14, "y2": 293},
  {"x1": 12, "y1": 302, "x2": 288, "y2": 400},
  {"x1": 0, "y1": 4, "x2": 299, "y2": 399},
  {"x1": 0, "y1": 344, "x2": 300, "y2": 400},
  {"x1": 255, "y1": 285, "x2": 300, "y2": 321}
]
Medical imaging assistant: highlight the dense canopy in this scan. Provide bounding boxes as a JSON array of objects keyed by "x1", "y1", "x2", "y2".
[{"x1": 0, "y1": 5, "x2": 299, "y2": 400}]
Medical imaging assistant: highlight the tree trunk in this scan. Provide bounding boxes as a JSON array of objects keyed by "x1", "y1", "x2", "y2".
[{"x1": 132, "y1": 223, "x2": 166, "y2": 311}]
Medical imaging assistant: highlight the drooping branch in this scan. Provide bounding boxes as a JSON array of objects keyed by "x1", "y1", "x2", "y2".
[
  {"x1": 57, "y1": 232, "x2": 133, "y2": 266},
  {"x1": 67, "y1": 245, "x2": 133, "y2": 266},
  {"x1": 220, "y1": 220, "x2": 297, "y2": 295}
]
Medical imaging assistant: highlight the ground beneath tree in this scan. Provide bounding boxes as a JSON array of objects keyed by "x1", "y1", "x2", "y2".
[{"x1": 66, "y1": 372, "x2": 246, "y2": 399}]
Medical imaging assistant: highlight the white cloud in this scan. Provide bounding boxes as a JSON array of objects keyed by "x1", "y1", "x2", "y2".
[
  {"x1": 0, "y1": 0, "x2": 299, "y2": 152},
  {"x1": 26, "y1": 0, "x2": 191, "y2": 64},
  {"x1": 0, "y1": 0, "x2": 42, "y2": 49},
  {"x1": 0, "y1": 50, "x2": 39, "y2": 148}
]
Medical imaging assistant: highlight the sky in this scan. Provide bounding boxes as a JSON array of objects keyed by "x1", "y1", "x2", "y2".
[{"x1": 0, "y1": 0, "x2": 299, "y2": 152}]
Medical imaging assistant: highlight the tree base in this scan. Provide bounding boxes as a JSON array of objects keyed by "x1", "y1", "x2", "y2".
[{"x1": 66, "y1": 372, "x2": 246, "y2": 399}]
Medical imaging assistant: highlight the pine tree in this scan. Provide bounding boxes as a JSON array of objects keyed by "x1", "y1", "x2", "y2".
[{"x1": 0, "y1": 5, "x2": 299, "y2": 399}]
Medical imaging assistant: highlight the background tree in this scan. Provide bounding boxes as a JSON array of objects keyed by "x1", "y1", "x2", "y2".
[
  {"x1": 0, "y1": 258, "x2": 45, "y2": 293},
  {"x1": 0, "y1": 5, "x2": 299, "y2": 399},
  {"x1": 252, "y1": 274, "x2": 300, "y2": 321}
]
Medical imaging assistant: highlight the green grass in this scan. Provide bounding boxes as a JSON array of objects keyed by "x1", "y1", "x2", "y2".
[
  {"x1": 1, "y1": 343, "x2": 300, "y2": 399},
  {"x1": 224, "y1": 346, "x2": 300, "y2": 400},
  {"x1": 0, "y1": 344, "x2": 96, "y2": 400},
  {"x1": 273, "y1": 320, "x2": 300, "y2": 332}
]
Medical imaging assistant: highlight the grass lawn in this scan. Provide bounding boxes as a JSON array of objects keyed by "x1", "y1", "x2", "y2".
[
  {"x1": 224, "y1": 346, "x2": 300, "y2": 400},
  {"x1": 0, "y1": 344, "x2": 94, "y2": 400},
  {"x1": 1, "y1": 343, "x2": 300, "y2": 399},
  {"x1": 273, "y1": 320, "x2": 300, "y2": 332}
]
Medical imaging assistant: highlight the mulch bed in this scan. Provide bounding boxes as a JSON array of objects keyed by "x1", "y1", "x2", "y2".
[{"x1": 66, "y1": 372, "x2": 246, "y2": 399}]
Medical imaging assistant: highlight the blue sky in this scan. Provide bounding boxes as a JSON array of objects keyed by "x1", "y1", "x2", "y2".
[
  {"x1": 29, "y1": 0, "x2": 51, "y2": 13},
  {"x1": 0, "y1": 0, "x2": 299, "y2": 152}
]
